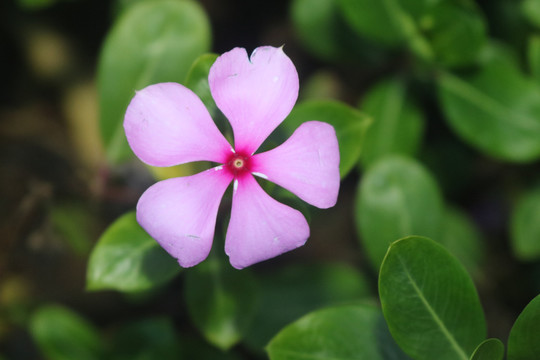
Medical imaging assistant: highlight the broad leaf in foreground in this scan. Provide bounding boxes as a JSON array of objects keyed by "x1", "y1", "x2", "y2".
[{"x1": 379, "y1": 236, "x2": 486, "y2": 360}]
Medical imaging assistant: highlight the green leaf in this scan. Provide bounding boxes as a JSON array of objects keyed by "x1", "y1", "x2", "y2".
[
  {"x1": 470, "y1": 338, "x2": 504, "y2": 360},
  {"x1": 338, "y1": 0, "x2": 433, "y2": 60},
  {"x1": 184, "y1": 53, "x2": 219, "y2": 117},
  {"x1": 379, "y1": 236, "x2": 487, "y2": 360},
  {"x1": 440, "y1": 207, "x2": 484, "y2": 278},
  {"x1": 244, "y1": 263, "x2": 372, "y2": 351},
  {"x1": 522, "y1": 0, "x2": 540, "y2": 28},
  {"x1": 338, "y1": 0, "x2": 423, "y2": 45},
  {"x1": 338, "y1": 0, "x2": 486, "y2": 67},
  {"x1": 355, "y1": 156, "x2": 444, "y2": 270},
  {"x1": 30, "y1": 305, "x2": 104, "y2": 360},
  {"x1": 267, "y1": 304, "x2": 410, "y2": 360},
  {"x1": 282, "y1": 100, "x2": 372, "y2": 178},
  {"x1": 437, "y1": 56, "x2": 540, "y2": 162},
  {"x1": 110, "y1": 317, "x2": 180, "y2": 360},
  {"x1": 507, "y1": 294, "x2": 540, "y2": 360},
  {"x1": 422, "y1": 1, "x2": 486, "y2": 68},
  {"x1": 184, "y1": 259, "x2": 258, "y2": 350},
  {"x1": 98, "y1": 0, "x2": 211, "y2": 164},
  {"x1": 290, "y1": 0, "x2": 366, "y2": 62},
  {"x1": 87, "y1": 212, "x2": 180, "y2": 292},
  {"x1": 359, "y1": 78, "x2": 424, "y2": 169},
  {"x1": 511, "y1": 185, "x2": 540, "y2": 261}
]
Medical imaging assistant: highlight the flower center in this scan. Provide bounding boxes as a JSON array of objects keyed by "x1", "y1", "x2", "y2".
[
  {"x1": 225, "y1": 151, "x2": 251, "y2": 177},
  {"x1": 233, "y1": 158, "x2": 244, "y2": 169}
]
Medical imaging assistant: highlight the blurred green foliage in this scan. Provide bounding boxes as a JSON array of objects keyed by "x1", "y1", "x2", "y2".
[
  {"x1": 184, "y1": 258, "x2": 259, "y2": 350},
  {"x1": 3, "y1": 0, "x2": 540, "y2": 359},
  {"x1": 359, "y1": 77, "x2": 425, "y2": 169},
  {"x1": 355, "y1": 156, "x2": 444, "y2": 269},
  {"x1": 30, "y1": 306, "x2": 104, "y2": 360}
]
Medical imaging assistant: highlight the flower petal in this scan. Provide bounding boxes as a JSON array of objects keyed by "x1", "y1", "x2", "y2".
[
  {"x1": 225, "y1": 175, "x2": 309, "y2": 269},
  {"x1": 252, "y1": 121, "x2": 340, "y2": 209},
  {"x1": 209, "y1": 46, "x2": 299, "y2": 154},
  {"x1": 124, "y1": 82, "x2": 231, "y2": 166},
  {"x1": 136, "y1": 167, "x2": 233, "y2": 268}
]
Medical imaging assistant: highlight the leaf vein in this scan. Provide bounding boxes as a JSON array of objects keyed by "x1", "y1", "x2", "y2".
[{"x1": 400, "y1": 256, "x2": 469, "y2": 360}]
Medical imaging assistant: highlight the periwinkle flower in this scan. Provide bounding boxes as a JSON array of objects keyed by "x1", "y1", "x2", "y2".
[{"x1": 124, "y1": 46, "x2": 340, "y2": 269}]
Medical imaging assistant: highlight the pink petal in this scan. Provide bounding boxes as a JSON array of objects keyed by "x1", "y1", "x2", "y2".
[
  {"x1": 208, "y1": 46, "x2": 299, "y2": 154},
  {"x1": 136, "y1": 167, "x2": 233, "y2": 268},
  {"x1": 225, "y1": 175, "x2": 309, "y2": 269},
  {"x1": 252, "y1": 121, "x2": 340, "y2": 209},
  {"x1": 124, "y1": 82, "x2": 231, "y2": 167}
]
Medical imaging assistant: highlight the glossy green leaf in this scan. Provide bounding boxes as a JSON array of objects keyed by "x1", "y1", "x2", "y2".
[
  {"x1": 438, "y1": 56, "x2": 540, "y2": 162},
  {"x1": 423, "y1": 1, "x2": 486, "y2": 68},
  {"x1": 379, "y1": 236, "x2": 487, "y2": 360},
  {"x1": 267, "y1": 304, "x2": 410, "y2": 360},
  {"x1": 522, "y1": 0, "x2": 540, "y2": 28},
  {"x1": 507, "y1": 294, "x2": 540, "y2": 360},
  {"x1": 184, "y1": 259, "x2": 258, "y2": 350},
  {"x1": 291, "y1": 0, "x2": 365, "y2": 62},
  {"x1": 110, "y1": 317, "x2": 180, "y2": 360},
  {"x1": 98, "y1": 0, "x2": 211, "y2": 164},
  {"x1": 184, "y1": 53, "x2": 219, "y2": 117},
  {"x1": 355, "y1": 156, "x2": 444, "y2": 270},
  {"x1": 511, "y1": 185, "x2": 540, "y2": 261},
  {"x1": 87, "y1": 212, "x2": 180, "y2": 292},
  {"x1": 440, "y1": 207, "x2": 484, "y2": 278},
  {"x1": 470, "y1": 338, "x2": 504, "y2": 360},
  {"x1": 244, "y1": 263, "x2": 372, "y2": 351},
  {"x1": 30, "y1": 305, "x2": 104, "y2": 360},
  {"x1": 359, "y1": 78, "x2": 424, "y2": 169},
  {"x1": 282, "y1": 100, "x2": 372, "y2": 178}
]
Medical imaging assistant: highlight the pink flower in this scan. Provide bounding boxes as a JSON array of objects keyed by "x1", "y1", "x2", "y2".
[{"x1": 124, "y1": 46, "x2": 340, "y2": 269}]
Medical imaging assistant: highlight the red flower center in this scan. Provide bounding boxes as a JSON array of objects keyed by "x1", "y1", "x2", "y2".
[{"x1": 225, "y1": 151, "x2": 251, "y2": 178}]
